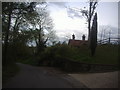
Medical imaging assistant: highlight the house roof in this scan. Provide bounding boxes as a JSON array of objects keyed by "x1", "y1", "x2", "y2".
[{"x1": 68, "y1": 39, "x2": 88, "y2": 47}]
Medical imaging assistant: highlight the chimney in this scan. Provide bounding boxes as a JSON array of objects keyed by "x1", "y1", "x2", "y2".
[
  {"x1": 72, "y1": 34, "x2": 75, "y2": 40},
  {"x1": 82, "y1": 34, "x2": 85, "y2": 41}
]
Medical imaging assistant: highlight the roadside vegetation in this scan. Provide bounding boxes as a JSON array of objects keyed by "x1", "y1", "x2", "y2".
[
  {"x1": 38, "y1": 44, "x2": 118, "y2": 65},
  {"x1": 17, "y1": 43, "x2": 118, "y2": 66}
]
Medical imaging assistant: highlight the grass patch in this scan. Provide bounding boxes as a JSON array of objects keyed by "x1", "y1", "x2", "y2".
[
  {"x1": 93, "y1": 45, "x2": 118, "y2": 64},
  {"x1": 72, "y1": 45, "x2": 118, "y2": 65}
]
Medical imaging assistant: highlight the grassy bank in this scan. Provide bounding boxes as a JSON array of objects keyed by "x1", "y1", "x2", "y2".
[
  {"x1": 72, "y1": 44, "x2": 118, "y2": 65},
  {"x1": 40, "y1": 44, "x2": 118, "y2": 65},
  {"x1": 90, "y1": 45, "x2": 118, "y2": 65}
]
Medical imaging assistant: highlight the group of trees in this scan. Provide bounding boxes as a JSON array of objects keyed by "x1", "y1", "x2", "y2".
[
  {"x1": 2, "y1": 1, "x2": 99, "y2": 66},
  {"x1": 2, "y1": 2, "x2": 56, "y2": 65}
]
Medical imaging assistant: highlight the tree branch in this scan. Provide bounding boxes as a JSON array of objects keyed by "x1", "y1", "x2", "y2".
[
  {"x1": 91, "y1": 2, "x2": 97, "y2": 17},
  {"x1": 43, "y1": 37, "x2": 48, "y2": 44}
]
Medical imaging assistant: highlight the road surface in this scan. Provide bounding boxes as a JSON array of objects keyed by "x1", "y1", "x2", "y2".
[{"x1": 3, "y1": 63, "x2": 87, "y2": 88}]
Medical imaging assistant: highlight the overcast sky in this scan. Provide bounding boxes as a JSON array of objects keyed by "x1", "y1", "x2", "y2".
[{"x1": 44, "y1": 1, "x2": 118, "y2": 42}]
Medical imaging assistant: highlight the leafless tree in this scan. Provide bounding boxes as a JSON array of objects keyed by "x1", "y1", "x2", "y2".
[{"x1": 67, "y1": 0, "x2": 98, "y2": 46}]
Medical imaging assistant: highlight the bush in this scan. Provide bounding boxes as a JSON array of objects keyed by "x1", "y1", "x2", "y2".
[{"x1": 38, "y1": 44, "x2": 83, "y2": 66}]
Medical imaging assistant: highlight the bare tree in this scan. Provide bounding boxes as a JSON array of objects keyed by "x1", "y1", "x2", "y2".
[
  {"x1": 67, "y1": 0, "x2": 98, "y2": 45},
  {"x1": 99, "y1": 25, "x2": 111, "y2": 44}
]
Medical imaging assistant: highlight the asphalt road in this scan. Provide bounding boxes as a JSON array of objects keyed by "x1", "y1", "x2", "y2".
[{"x1": 3, "y1": 63, "x2": 87, "y2": 88}]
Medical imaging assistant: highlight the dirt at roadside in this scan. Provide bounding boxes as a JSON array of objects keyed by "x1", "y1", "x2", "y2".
[{"x1": 68, "y1": 71, "x2": 118, "y2": 88}]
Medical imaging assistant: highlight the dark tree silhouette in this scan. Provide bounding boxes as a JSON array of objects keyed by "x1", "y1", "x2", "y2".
[
  {"x1": 90, "y1": 13, "x2": 98, "y2": 56},
  {"x1": 2, "y1": 2, "x2": 13, "y2": 65},
  {"x1": 88, "y1": 1, "x2": 98, "y2": 43},
  {"x1": 80, "y1": 1, "x2": 98, "y2": 47},
  {"x1": 2, "y1": 2, "x2": 38, "y2": 65}
]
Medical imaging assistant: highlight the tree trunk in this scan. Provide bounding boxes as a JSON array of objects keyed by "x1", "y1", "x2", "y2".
[
  {"x1": 88, "y1": 2, "x2": 92, "y2": 47},
  {"x1": 3, "y1": 3, "x2": 13, "y2": 65},
  {"x1": 90, "y1": 13, "x2": 97, "y2": 56}
]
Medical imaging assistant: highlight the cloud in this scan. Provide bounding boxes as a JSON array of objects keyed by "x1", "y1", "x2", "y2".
[
  {"x1": 66, "y1": 7, "x2": 83, "y2": 19},
  {"x1": 48, "y1": 6, "x2": 88, "y2": 42},
  {"x1": 47, "y1": 2, "x2": 67, "y2": 8}
]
